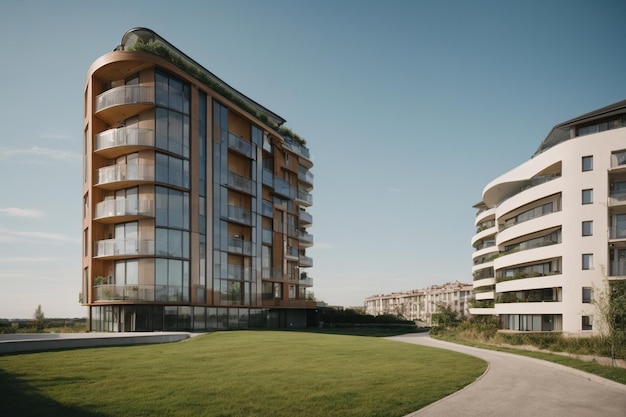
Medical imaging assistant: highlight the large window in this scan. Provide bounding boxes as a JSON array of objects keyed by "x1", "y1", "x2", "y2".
[
  {"x1": 156, "y1": 153, "x2": 190, "y2": 189},
  {"x1": 155, "y1": 258, "x2": 189, "y2": 302},
  {"x1": 156, "y1": 108, "x2": 189, "y2": 158},
  {"x1": 155, "y1": 186, "x2": 189, "y2": 229},
  {"x1": 115, "y1": 260, "x2": 138, "y2": 285},
  {"x1": 155, "y1": 70, "x2": 189, "y2": 114}
]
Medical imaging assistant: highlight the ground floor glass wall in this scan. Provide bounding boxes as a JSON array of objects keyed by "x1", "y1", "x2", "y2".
[
  {"x1": 500, "y1": 314, "x2": 563, "y2": 332},
  {"x1": 89, "y1": 305, "x2": 314, "y2": 332}
]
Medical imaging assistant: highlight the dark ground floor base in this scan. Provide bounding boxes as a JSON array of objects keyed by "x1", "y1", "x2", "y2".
[{"x1": 89, "y1": 305, "x2": 320, "y2": 332}]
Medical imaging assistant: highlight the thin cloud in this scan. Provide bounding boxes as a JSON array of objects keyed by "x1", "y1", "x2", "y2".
[
  {"x1": 0, "y1": 226, "x2": 79, "y2": 244},
  {"x1": 0, "y1": 207, "x2": 45, "y2": 218},
  {"x1": 0, "y1": 146, "x2": 80, "y2": 163}
]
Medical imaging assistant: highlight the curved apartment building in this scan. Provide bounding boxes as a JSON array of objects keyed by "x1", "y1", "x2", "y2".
[
  {"x1": 81, "y1": 28, "x2": 315, "y2": 331},
  {"x1": 471, "y1": 99, "x2": 626, "y2": 336}
]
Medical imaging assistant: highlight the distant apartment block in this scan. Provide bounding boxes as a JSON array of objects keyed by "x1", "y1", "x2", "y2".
[
  {"x1": 471, "y1": 99, "x2": 626, "y2": 336},
  {"x1": 82, "y1": 28, "x2": 315, "y2": 331},
  {"x1": 364, "y1": 282, "x2": 473, "y2": 324}
]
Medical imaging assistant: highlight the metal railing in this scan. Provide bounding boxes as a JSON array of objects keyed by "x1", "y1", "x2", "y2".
[
  {"x1": 95, "y1": 127, "x2": 155, "y2": 151},
  {"x1": 95, "y1": 85, "x2": 155, "y2": 112},
  {"x1": 94, "y1": 199, "x2": 155, "y2": 219},
  {"x1": 96, "y1": 164, "x2": 155, "y2": 185},
  {"x1": 93, "y1": 239, "x2": 155, "y2": 257}
]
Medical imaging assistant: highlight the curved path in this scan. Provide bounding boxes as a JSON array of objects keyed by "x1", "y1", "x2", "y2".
[{"x1": 388, "y1": 333, "x2": 626, "y2": 417}]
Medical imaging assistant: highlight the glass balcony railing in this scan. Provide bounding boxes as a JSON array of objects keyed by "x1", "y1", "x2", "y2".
[
  {"x1": 93, "y1": 284, "x2": 185, "y2": 302},
  {"x1": 609, "y1": 226, "x2": 626, "y2": 240},
  {"x1": 274, "y1": 178, "x2": 295, "y2": 199},
  {"x1": 609, "y1": 190, "x2": 626, "y2": 206},
  {"x1": 95, "y1": 85, "x2": 155, "y2": 112},
  {"x1": 227, "y1": 132, "x2": 253, "y2": 158},
  {"x1": 227, "y1": 237, "x2": 252, "y2": 256},
  {"x1": 227, "y1": 171, "x2": 253, "y2": 194},
  {"x1": 296, "y1": 190, "x2": 313, "y2": 206},
  {"x1": 96, "y1": 164, "x2": 155, "y2": 186},
  {"x1": 299, "y1": 210, "x2": 313, "y2": 225},
  {"x1": 227, "y1": 264, "x2": 252, "y2": 280},
  {"x1": 299, "y1": 255, "x2": 313, "y2": 267},
  {"x1": 262, "y1": 228, "x2": 273, "y2": 244},
  {"x1": 93, "y1": 239, "x2": 155, "y2": 258},
  {"x1": 298, "y1": 231, "x2": 314, "y2": 245},
  {"x1": 94, "y1": 198, "x2": 155, "y2": 220},
  {"x1": 611, "y1": 151, "x2": 626, "y2": 169},
  {"x1": 226, "y1": 205, "x2": 251, "y2": 225},
  {"x1": 95, "y1": 127, "x2": 155, "y2": 152},
  {"x1": 610, "y1": 260, "x2": 626, "y2": 277},
  {"x1": 298, "y1": 167, "x2": 314, "y2": 185}
]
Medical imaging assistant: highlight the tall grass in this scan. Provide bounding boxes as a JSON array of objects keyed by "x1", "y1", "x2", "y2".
[{"x1": 0, "y1": 331, "x2": 485, "y2": 417}]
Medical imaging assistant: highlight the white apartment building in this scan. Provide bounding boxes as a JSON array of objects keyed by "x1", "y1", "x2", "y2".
[
  {"x1": 364, "y1": 282, "x2": 473, "y2": 325},
  {"x1": 471, "y1": 99, "x2": 626, "y2": 336}
]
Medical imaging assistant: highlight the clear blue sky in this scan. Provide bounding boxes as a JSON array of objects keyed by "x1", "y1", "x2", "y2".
[{"x1": 1, "y1": 0, "x2": 625, "y2": 318}]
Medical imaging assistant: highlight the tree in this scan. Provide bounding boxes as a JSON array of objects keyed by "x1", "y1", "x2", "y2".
[
  {"x1": 592, "y1": 272, "x2": 626, "y2": 367},
  {"x1": 432, "y1": 303, "x2": 459, "y2": 328},
  {"x1": 33, "y1": 304, "x2": 45, "y2": 332}
]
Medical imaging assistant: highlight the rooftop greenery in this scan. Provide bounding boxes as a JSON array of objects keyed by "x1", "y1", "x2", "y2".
[{"x1": 128, "y1": 40, "x2": 307, "y2": 145}]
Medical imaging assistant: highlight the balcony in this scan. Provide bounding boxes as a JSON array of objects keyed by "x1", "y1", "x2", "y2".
[
  {"x1": 609, "y1": 190, "x2": 626, "y2": 207},
  {"x1": 610, "y1": 151, "x2": 626, "y2": 172},
  {"x1": 93, "y1": 239, "x2": 155, "y2": 259},
  {"x1": 262, "y1": 267, "x2": 284, "y2": 280},
  {"x1": 262, "y1": 228, "x2": 273, "y2": 244},
  {"x1": 95, "y1": 164, "x2": 155, "y2": 190},
  {"x1": 274, "y1": 178, "x2": 295, "y2": 199},
  {"x1": 298, "y1": 166, "x2": 314, "y2": 189},
  {"x1": 94, "y1": 127, "x2": 155, "y2": 159},
  {"x1": 609, "y1": 226, "x2": 626, "y2": 240},
  {"x1": 227, "y1": 237, "x2": 253, "y2": 256},
  {"x1": 95, "y1": 85, "x2": 155, "y2": 126},
  {"x1": 298, "y1": 231, "x2": 314, "y2": 247},
  {"x1": 295, "y1": 190, "x2": 313, "y2": 206},
  {"x1": 227, "y1": 132, "x2": 254, "y2": 158},
  {"x1": 93, "y1": 284, "x2": 186, "y2": 302},
  {"x1": 610, "y1": 260, "x2": 626, "y2": 277},
  {"x1": 299, "y1": 210, "x2": 313, "y2": 226},
  {"x1": 262, "y1": 169, "x2": 273, "y2": 187},
  {"x1": 94, "y1": 198, "x2": 155, "y2": 223},
  {"x1": 226, "y1": 264, "x2": 252, "y2": 280},
  {"x1": 226, "y1": 205, "x2": 251, "y2": 225},
  {"x1": 299, "y1": 255, "x2": 313, "y2": 268},
  {"x1": 299, "y1": 274, "x2": 314, "y2": 287},
  {"x1": 226, "y1": 171, "x2": 254, "y2": 194},
  {"x1": 286, "y1": 246, "x2": 299, "y2": 260}
]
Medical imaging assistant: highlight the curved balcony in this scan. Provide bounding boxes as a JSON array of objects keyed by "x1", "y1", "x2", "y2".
[
  {"x1": 299, "y1": 210, "x2": 313, "y2": 226},
  {"x1": 493, "y1": 241, "x2": 561, "y2": 272},
  {"x1": 227, "y1": 237, "x2": 253, "y2": 256},
  {"x1": 95, "y1": 85, "x2": 155, "y2": 126},
  {"x1": 295, "y1": 190, "x2": 313, "y2": 207},
  {"x1": 495, "y1": 177, "x2": 562, "y2": 220},
  {"x1": 95, "y1": 164, "x2": 155, "y2": 190},
  {"x1": 298, "y1": 231, "x2": 314, "y2": 247},
  {"x1": 299, "y1": 255, "x2": 313, "y2": 268},
  {"x1": 497, "y1": 211, "x2": 563, "y2": 244},
  {"x1": 94, "y1": 198, "x2": 155, "y2": 223},
  {"x1": 471, "y1": 225, "x2": 497, "y2": 248},
  {"x1": 93, "y1": 238, "x2": 155, "y2": 259},
  {"x1": 475, "y1": 207, "x2": 496, "y2": 225},
  {"x1": 94, "y1": 127, "x2": 155, "y2": 159}
]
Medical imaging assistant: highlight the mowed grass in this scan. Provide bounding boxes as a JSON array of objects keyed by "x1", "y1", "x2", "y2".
[{"x1": 0, "y1": 331, "x2": 486, "y2": 417}]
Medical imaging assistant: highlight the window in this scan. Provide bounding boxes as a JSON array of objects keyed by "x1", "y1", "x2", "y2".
[
  {"x1": 582, "y1": 287, "x2": 593, "y2": 303},
  {"x1": 582, "y1": 254, "x2": 593, "y2": 270},
  {"x1": 582, "y1": 156, "x2": 593, "y2": 172},
  {"x1": 582, "y1": 221, "x2": 593, "y2": 236},
  {"x1": 582, "y1": 189, "x2": 593, "y2": 204},
  {"x1": 582, "y1": 315, "x2": 593, "y2": 330}
]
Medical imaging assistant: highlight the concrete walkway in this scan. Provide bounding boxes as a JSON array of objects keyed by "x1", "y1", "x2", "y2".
[
  {"x1": 0, "y1": 332, "x2": 195, "y2": 354},
  {"x1": 388, "y1": 333, "x2": 626, "y2": 417}
]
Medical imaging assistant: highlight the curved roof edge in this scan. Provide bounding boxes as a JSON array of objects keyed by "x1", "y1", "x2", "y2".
[
  {"x1": 533, "y1": 98, "x2": 626, "y2": 157},
  {"x1": 118, "y1": 27, "x2": 287, "y2": 128}
]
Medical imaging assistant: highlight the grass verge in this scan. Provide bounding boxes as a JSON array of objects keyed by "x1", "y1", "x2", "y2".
[
  {"x1": 432, "y1": 331, "x2": 626, "y2": 385},
  {"x1": 0, "y1": 331, "x2": 485, "y2": 417}
]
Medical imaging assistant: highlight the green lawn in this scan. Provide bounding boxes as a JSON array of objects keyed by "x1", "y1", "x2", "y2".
[{"x1": 0, "y1": 331, "x2": 485, "y2": 417}]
